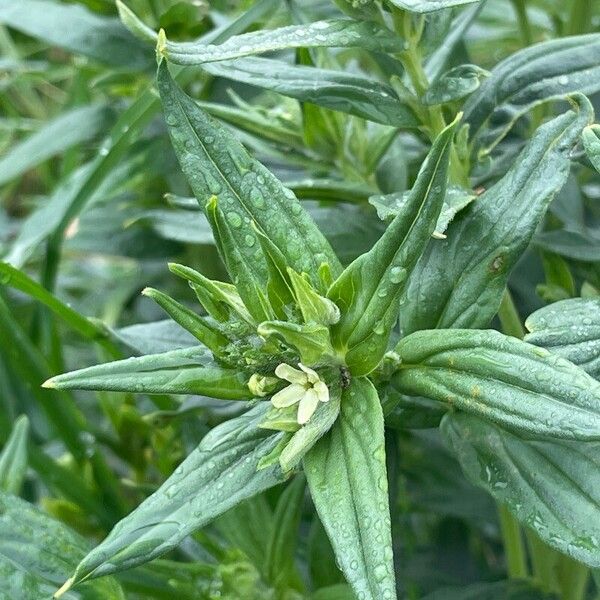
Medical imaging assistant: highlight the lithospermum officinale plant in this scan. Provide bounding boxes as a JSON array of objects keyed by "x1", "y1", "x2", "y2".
[{"x1": 2, "y1": 0, "x2": 595, "y2": 598}]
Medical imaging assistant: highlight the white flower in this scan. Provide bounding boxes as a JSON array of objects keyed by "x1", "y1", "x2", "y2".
[{"x1": 271, "y1": 363, "x2": 329, "y2": 425}]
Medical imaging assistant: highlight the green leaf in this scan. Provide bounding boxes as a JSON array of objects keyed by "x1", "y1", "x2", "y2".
[
  {"x1": 0, "y1": 416, "x2": 29, "y2": 495},
  {"x1": 0, "y1": 0, "x2": 150, "y2": 69},
  {"x1": 525, "y1": 298, "x2": 600, "y2": 380},
  {"x1": 465, "y1": 34, "x2": 600, "y2": 147},
  {"x1": 202, "y1": 57, "x2": 419, "y2": 127},
  {"x1": 169, "y1": 262, "x2": 254, "y2": 325},
  {"x1": 423, "y1": 65, "x2": 489, "y2": 106},
  {"x1": 44, "y1": 347, "x2": 251, "y2": 400},
  {"x1": 257, "y1": 321, "x2": 334, "y2": 365},
  {"x1": 582, "y1": 124, "x2": 600, "y2": 173},
  {"x1": 0, "y1": 491, "x2": 123, "y2": 599},
  {"x1": 327, "y1": 117, "x2": 458, "y2": 376},
  {"x1": 264, "y1": 475, "x2": 305, "y2": 588},
  {"x1": 304, "y1": 378, "x2": 395, "y2": 600},
  {"x1": 205, "y1": 196, "x2": 273, "y2": 321},
  {"x1": 157, "y1": 60, "x2": 341, "y2": 293},
  {"x1": 393, "y1": 329, "x2": 600, "y2": 440},
  {"x1": 163, "y1": 19, "x2": 404, "y2": 65},
  {"x1": 535, "y1": 227, "x2": 600, "y2": 262},
  {"x1": 369, "y1": 185, "x2": 476, "y2": 238},
  {"x1": 388, "y1": 0, "x2": 480, "y2": 11},
  {"x1": 0, "y1": 104, "x2": 112, "y2": 187},
  {"x1": 442, "y1": 412, "x2": 600, "y2": 568},
  {"x1": 400, "y1": 96, "x2": 593, "y2": 334},
  {"x1": 65, "y1": 404, "x2": 285, "y2": 585},
  {"x1": 287, "y1": 269, "x2": 340, "y2": 327},
  {"x1": 141, "y1": 287, "x2": 231, "y2": 355}
]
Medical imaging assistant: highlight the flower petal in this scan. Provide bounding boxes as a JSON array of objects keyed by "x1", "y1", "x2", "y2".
[
  {"x1": 298, "y1": 363, "x2": 320, "y2": 384},
  {"x1": 275, "y1": 363, "x2": 307, "y2": 385},
  {"x1": 313, "y1": 381, "x2": 329, "y2": 403},
  {"x1": 271, "y1": 383, "x2": 305, "y2": 408},
  {"x1": 297, "y1": 388, "x2": 320, "y2": 424}
]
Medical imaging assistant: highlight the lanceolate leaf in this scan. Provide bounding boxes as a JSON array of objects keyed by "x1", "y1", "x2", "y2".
[
  {"x1": 525, "y1": 298, "x2": 600, "y2": 380},
  {"x1": 0, "y1": 416, "x2": 29, "y2": 495},
  {"x1": 304, "y1": 378, "x2": 395, "y2": 600},
  {"x1": 201, "y1": 57, "x2": 419, "y2": 127},
  {"x1": 157, "y1": 61, "x2": 341, "y2": 294},
  {"x1": 164, "y1": 19, "x2": 404, "y2": 65},
  {"x1": 65, "y1": 404, "x2": 285, "y2": 585},
  {"x1": 44, "y1": 347, "x2": 251, "y2": 400},
  {"x1": 464, "y1": 34, "x2": 600, "y2": 145},
  {"x1": 388, "y1": 0, "x2": 480, "y2": 11},
  {"x1": 0, "y1": 492, "x2": 123, "y2": 598},
  {"x1": 142, "y1": 287, "x2": 231, "y2": 354},
  {"x1": 328, "y1": 117, "x2": 458, "y2": 376},
  {"x1": 393, "y1": 329, "x2": 600, "y2": 440},
  {"x1": 399, "y1": 97, "x2": 593, "y2": 334},
  {"x1": 442, "y1": 412, "x2": 600, "y2": 568},
  {"x1": 0, "y1": 104, "x2": 112, "y2": 187},
  {"x1": 0, "y1": 0, "x2": 150, "y2": 69}
]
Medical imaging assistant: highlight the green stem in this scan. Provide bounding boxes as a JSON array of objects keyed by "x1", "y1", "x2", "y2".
[
  {"x1": 498, "y1": 289, "x2": 525, "y2": 339},
  {"x1": 567, "y1": 0, "x2": 593, "y2": 35},
  {"x1": 558, "y1": 556, "x2": 589, "y2": 600},
  {"x1": 510, "y1": 0, "x2": 533, "y2": 46},
  {"x1": 498, "y1": 504, "x2": 528, "y2": 579},
  {"x1": 526, "y1": 529, "x2": 559, "y2": 593}
]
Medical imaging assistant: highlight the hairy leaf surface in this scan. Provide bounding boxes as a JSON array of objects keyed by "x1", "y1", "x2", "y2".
[
  {"x1": 157, "y1": 61, "x2": 341, "y2": 298},
  {"x1": 45, "y1": 347, "x2": 251, "y2": 400},
  {"x1": 525, "y1": 298, "x2": 600, "y2": 380},
  {"x1": 387, "y1": 0, "x2": 480, "y2": 12},
  {"x1": 393, "y1": 329, "x2": 600, "y2": 440},
  {"x1": 400, "y1": 97, "x2": 593, "y2": 334},
  {"x1": 202, "y1": 58, "x2": 419, "y2": 127},
  {"x1": 164, "y1": 19, "x2": 404, "y2": 65},
  {"x1": 443, "y1": 412, "x2": 600, "y2": 567},
  {"x1": 328, "y1": 118, "x2": 457, "y2": 375},
  {"x1": 0, "y1": 492, "x2": 123, "y2": 598},
  {"x1": 304, "y1": 378, "x2": 395, "y2": 600},
  {"x1": 464, "y1": 34, "x2": 600, "y2": 145},
  {"x1": 67, "y1": 404, "x2": 284, "y2": 584}
]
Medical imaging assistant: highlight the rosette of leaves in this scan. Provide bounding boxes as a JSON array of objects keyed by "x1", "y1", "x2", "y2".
[{"x1": 45, "y1": 58, "x2": 600, "y2": 600}]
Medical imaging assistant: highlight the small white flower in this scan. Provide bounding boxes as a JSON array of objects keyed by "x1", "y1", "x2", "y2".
[{"x1": 271, "y1": 363, "x2": 329, "y2": 425}]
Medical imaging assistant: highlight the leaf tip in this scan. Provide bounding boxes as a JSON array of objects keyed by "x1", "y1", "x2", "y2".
[
  {"x1": 156, "y1": 28, "x2": 167, "y2": 62},
  {"x1": 41, "y1": 378, "x2": 56, "y2": 389}
]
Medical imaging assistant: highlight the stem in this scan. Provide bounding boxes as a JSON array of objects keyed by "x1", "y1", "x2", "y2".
[
  {"x1": 498, "y1": 289, "x2": 525, "y2": 339},
  {"x1": 558, "y1": 556, "x2": 589, "y2": 600},
  {"x1": 498, "y1": 504, "x2": 528, "y2": 579},
  {"x1": 510, "y1": 0, "x2": 533, "y2": 46},
  {"x1": 567, "y1": 0, "x2": 593, "y2": 35},
  {"x1": 526, "y1": 530, "x2": 559, "y2": 593}
]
